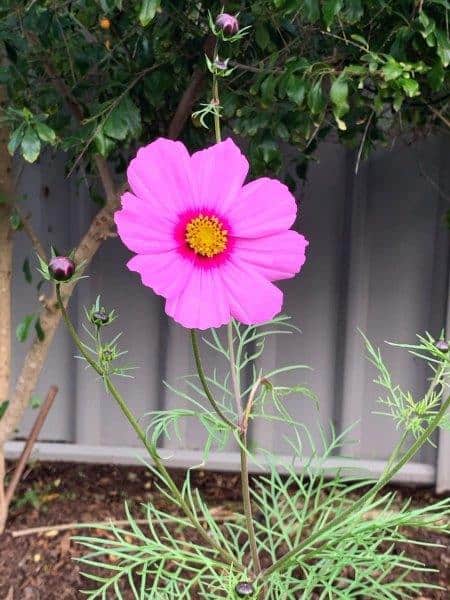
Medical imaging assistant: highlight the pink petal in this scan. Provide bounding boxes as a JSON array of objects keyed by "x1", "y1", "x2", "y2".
[
  {"x1": 220, "y1": 258, "x2": 283, "y2": 324},
  {"x1": 127, "y1": 252, "x2": 193, "y2": 298},
  {"x1": 165, "y1": 267, "x2": 230, "y2": 329},
  {"x1": 227, "y1": 178, "x2": 297, "y2": 237},
  {"x1": 233, "y1": 231, "x2": 309, "y2": 281},
  {"x1": 115, "y1": 192, "x2": 176, "y2": 254},
  {"x1": 127, "y1": 138, "x2": 195, "y2": 217},
  {"x1": 190, "y1": 138, "x2": 249, "y2": 213}
]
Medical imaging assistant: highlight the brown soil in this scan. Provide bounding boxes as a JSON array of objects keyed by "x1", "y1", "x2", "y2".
[{"x1": 0, "y1": 462, "x2": 448, "y2": 599}]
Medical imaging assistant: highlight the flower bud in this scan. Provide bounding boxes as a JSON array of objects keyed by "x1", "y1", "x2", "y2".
[
  {"x1": 216, "y1": 13, "x2": 239, "y2": 36},
  {"x1": 48, "y1": 256, "x2": 75, "y2": 282},
  {"x1": 235, "y1": 581, "x2": 255, "y2": 597},
  {"x1": 99, "y1": 17, "x2": 111, "y2": 30},
  {"x1": 214, "y1": 58, "x2": 229, "y2": 71},
  {"x1": 91, "y1": 309, "x2": 110, "y2": 326},
  {"x1": 435, "y1": 339, "x2": 449, "y2": 353}
]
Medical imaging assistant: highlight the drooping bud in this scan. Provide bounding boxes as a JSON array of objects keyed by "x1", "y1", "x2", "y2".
[
  {"x1": 48, "y1": 256, "x2": 75, "y2": 282},
  {"x1": 234, "y1": 581, "x2": 255, "y2": 597},
  {"x1": 435, "y1": 339, "x2": 449, "y2": 353},
  {"x1": 215, "y1": 13, "x2": 239, "y2": 36}
]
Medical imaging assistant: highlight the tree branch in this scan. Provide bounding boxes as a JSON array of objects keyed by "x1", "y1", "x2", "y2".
[
  {"x1": 14, "y1": 205, "x2": 47, "y2": 262},
  {"x1": 167, "y1": 34, "x2": 216, "y2": 140}
]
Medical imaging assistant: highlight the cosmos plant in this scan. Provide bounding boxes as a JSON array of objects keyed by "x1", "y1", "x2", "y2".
[{"x1": 53, "y1": 11, "x2": 450, "y2": 600}]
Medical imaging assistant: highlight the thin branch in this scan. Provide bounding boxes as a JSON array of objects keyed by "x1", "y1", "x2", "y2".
[
  {"x1": 427, "y1": 103, "x2": 450, "y2": 129},
  {"x1": 355, "y1": 111, "x2": 374, "y2": 175},
  {"x1": 14, "y1": 205, "x2": 47, "y2": 262}
]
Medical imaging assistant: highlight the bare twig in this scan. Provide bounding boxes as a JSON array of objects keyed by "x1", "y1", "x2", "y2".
[
  {"x1": 5, "y1": 386, "x2": 58, "y2": 508},
  {"x1": 13, "y1": 205, "x2": 47, "y2": 262},
  {"x1": 427, "y1": 103, "x2": 450, "y2": 129},
  {"x1": 355, "y1": 111, "x2": 374, "y2": 175}
]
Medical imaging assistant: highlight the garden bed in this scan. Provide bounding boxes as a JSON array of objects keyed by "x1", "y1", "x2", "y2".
[{"x1": 0, "y1": 462, "x2": 448, "y2": 599}]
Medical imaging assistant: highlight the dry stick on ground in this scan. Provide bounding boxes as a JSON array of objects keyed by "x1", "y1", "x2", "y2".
[
  {"x1": 11, "y1": 511, "x2": 241, "y2": 539},
  {"x1": 4, "y1": 386, "x2": 58, "y2": 509},
  {"x1": 0, "y1": 33, "x2": 214, "y2": 530}
]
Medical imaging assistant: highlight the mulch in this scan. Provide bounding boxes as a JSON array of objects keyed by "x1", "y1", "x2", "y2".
[{"x1": 0, "y1": 462, "x2": 448, "y2": 599}]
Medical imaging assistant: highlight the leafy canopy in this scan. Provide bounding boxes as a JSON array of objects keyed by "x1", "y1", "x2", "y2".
[{"x1": 0, "y1": 1, "x2": 448, "y2": 178}]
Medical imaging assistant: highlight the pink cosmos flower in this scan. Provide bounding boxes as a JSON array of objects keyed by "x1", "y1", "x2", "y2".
[{"x1": 115, "y1": 138, "x2": 308, "y2": 330}]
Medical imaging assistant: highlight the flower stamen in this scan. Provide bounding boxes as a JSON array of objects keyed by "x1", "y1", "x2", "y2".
[{"x1": 185, "y1": 214, "x2": 228, "y2": 258}]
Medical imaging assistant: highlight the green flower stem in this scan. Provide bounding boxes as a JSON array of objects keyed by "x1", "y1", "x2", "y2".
[
  {"x1": 190, "y1": 329, "x2": 236, "y2": 429},
  {"x1": 56, "y1": 284, "x2": 240, "y2": 569},
  {"x1": 210, "y1": 48, "x2": 261, "y2": 575},
  {"x1": 213, "y1": 74, "x2": 222, "y2": 143},
  {"x1": 239, "y1": 377, "x2": 264, "y2": 577},
  {"x1": 260, "y1": 387, "x2": 450, "y2": 581},
  {"x1": 228, "y1": 322, "x2": 243, "y2": 420}
]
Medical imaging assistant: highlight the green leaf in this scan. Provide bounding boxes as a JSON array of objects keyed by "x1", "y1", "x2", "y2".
[
  {"x1": 286, "y1": 74, "x2": 307, "y2": 105},
  {"x1": 350, "y1": 34, "x2": 369, "y2": 49},
  {"x1": 94, "y1": 130, "x2": 115, "y2": 157},
  {"x1": 330, "y1": 75, "x2": 350, "y2": 117},
  {"x1": 16, "y1": 314, "x2": 35, "y2": 343},
  {"x1": 22, "y1": 257, "x2": 32, "y2": 284},
  {"x1": 0, "y1": 400, "x2": 9, "y2": 420},
  {"x1": 9, "y1": 211, "x2": 22, "y2": 231},
  {"x1": 139, "y1": 0, "x2": 160, "y2": 27},
  {"x1": 35, "y1": 121, "x2": 56, "y2": 144},
  {"x1": 30, "y1": 395, "x2": 43, "y2": 409},
  {"x1": 393, "y1": 91, "x2": 404, "y2": 112},
  {"x1": 435, "y1": 29, "x2": 450, "y2": 67},
  {"x1": 303, "y1": 0, "x2": 320, "y2": 22},
  {"x1": 21, "y1": 126, "x2": 41, "y2": 163},
  {"x1": 381, "y1": 59, "x2": 403, "y2": 81},
  {"x1": 260, "y1": 76, "x2": 277, "y2": 103},
  {"x1": 255, "y1": 24, "x2": 270, "y2": 50},
  {"x1": 400, "y1": 77, "x2": 419, "y2": 98},
  {"x1": 427, "y1": 60, "x2": 445, "y2": 91},
  {"x1": 103, "y1": 96, "x2": 141, "y2": 141},
  {"x1": 307, "y1": 80, "x2": 326, "y2": 114},
  {"x1": 439, "y1": 413, "x2": 450, "y2": 431},
  {"x1": 323, "y1": 0, "x2": 343, "y2": 28},
  {"x1": 35, "y1": 317, "x2": 45, "y2": 342},
  {"x1": 344, "y1": 0, "x2": 363, "y2": 22},
  {"x1": 7, "y1": 126, "x2": 24, "y2": 156}
]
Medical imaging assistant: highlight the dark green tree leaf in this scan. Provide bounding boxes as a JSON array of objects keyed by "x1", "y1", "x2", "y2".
[
  {"x1": 139, "y1": 0, "x2": 161, "y2": 27},
  {"x1": 16, "y1": 314, "x2": 35, "y2": 343},
  {"x1": 21, "y1": 126, "x2": 41, "y2": 163},
  {"x1": 22, "y1": 257, "x2": 32, "y2": 284}
]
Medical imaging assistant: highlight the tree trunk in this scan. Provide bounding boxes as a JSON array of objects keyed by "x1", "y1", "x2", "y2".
[{"x1": 0, "y1": 59, "x2": 13, "y2": 531}]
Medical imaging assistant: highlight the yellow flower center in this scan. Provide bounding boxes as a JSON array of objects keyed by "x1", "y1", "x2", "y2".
[{"x1": 185, "y1": 214, "x2": 228, "y2": 258}]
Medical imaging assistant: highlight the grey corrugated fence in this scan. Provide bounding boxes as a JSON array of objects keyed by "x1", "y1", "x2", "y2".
[{"x1": 5, "y1": 135, "x2": 450, "y2": 492}]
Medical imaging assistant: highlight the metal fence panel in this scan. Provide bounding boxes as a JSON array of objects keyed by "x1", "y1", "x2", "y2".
[{"x1": 6, "y1": 136, "x2": 450, "y2": 490}]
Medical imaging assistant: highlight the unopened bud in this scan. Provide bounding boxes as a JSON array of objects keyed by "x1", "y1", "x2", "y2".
[
  {"x1": 436, "y1": 339, "x2": 449, "y2": 353},
  {"x1": 48, "y1": 256, "x2": 75, "y2": 282},
  {"x1": 91, "y1": 310, "x2": 110, "y2": 326},
  {"x1": 216, "y1": 13, "x2": 239, "y2": 36},
  {"x1": 214, "y1": 58, "x2": 229, "y2": 71},
  {"x1": 235, "y1": 581, "x2": 255, "y2": 597}
]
